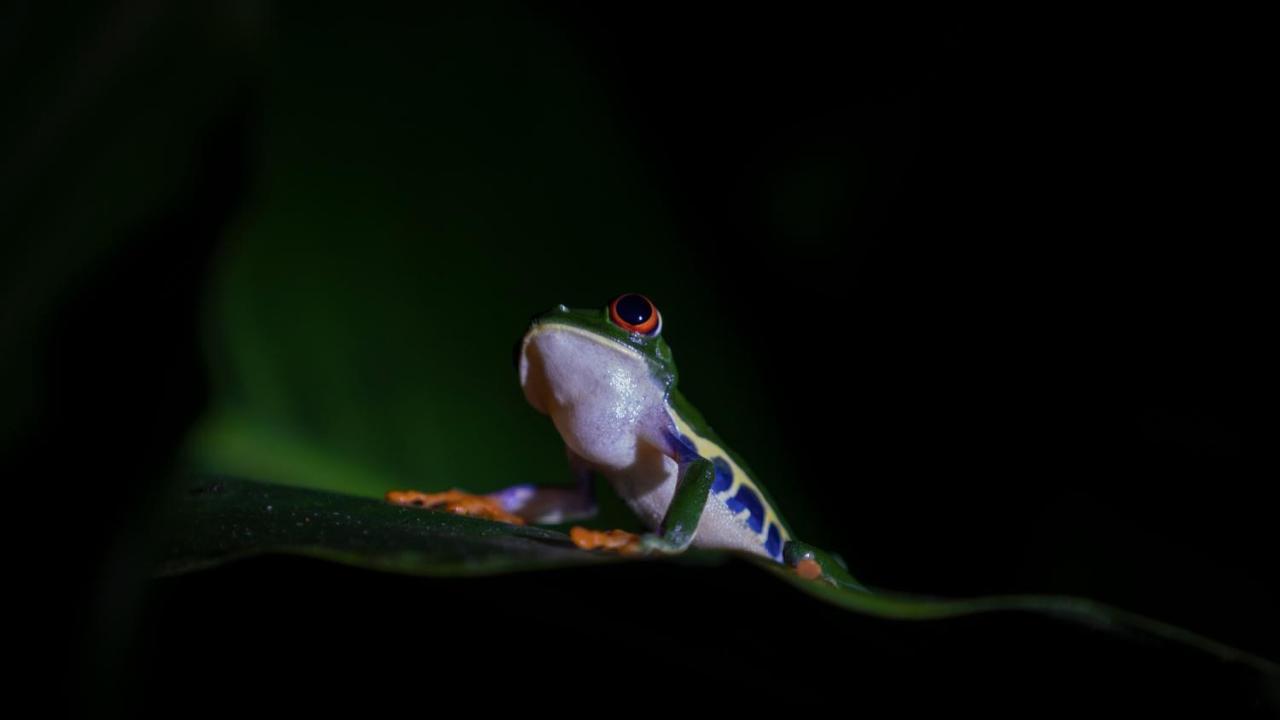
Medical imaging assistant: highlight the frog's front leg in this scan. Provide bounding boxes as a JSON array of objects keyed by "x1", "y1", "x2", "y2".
[
  {"x1": 571, "y1": 456, "x2": 714, "y2": 556},
  {"x1": 642, "y1": 455, "x2": 714, "y2": 553}
]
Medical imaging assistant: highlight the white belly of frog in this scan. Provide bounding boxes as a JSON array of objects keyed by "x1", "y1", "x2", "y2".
[
  {"x1": 604, "y1": 451, "x2": 775, "y2": 560},
  {"x1": 521, "y1": 323, "x2": 774, "y2": 559}
]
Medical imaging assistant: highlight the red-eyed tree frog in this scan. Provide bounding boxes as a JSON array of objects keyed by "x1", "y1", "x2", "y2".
[
  {"x1": 380, "y1": 296, "x2": 1280, "y2": 679},
  {"x1": 388, "y1": 294, "x2": 862, "y2": 587}
]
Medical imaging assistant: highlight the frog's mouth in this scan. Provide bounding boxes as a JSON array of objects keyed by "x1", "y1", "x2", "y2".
[{"x1": 517, "y1": 321, "x2": 647, "y2": 417}]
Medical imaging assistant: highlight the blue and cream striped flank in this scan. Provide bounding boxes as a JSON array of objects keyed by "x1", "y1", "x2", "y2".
[{"x1": 667, "y1": 413, "x2": 791, "y2": 561}]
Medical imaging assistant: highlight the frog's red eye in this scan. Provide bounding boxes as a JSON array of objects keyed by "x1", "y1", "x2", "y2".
[{"x1": 609, "y1": 294, "x2": 661, "y2": 335}]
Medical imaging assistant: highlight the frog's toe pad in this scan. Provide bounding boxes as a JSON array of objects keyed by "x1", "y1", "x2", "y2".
[
  {"x1": 386, "y1": 489, "x2": 525, "y2": 525},
  {"x1": 794, "y1": 558, "x2": 823, "y2": 581},
  {"x1": 570, "y1": 527, "x2": 641, "y2": 554}
]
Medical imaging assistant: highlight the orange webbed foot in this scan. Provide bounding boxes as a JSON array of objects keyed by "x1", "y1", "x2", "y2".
[
  {"x1": 569, "y1": 526, "x2": 642, "y2": 555},
  {"x1": 386, "y1": 489, "x2": 526, "y2": 525}
]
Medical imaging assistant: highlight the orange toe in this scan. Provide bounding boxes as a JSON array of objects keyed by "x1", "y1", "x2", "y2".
[
  {"x1": 386, "y1": 489, "x2": 526, "y2": 525},
  {"x1": 795, "y1": 558, "x2": 823, "y2": 580},
  {"x1": 570, "y1": 527, "x2": 641, "y2": 554}
]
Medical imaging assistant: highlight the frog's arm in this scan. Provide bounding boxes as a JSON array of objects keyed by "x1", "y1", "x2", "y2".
[
  {"x1": 638, "y1": 456, "x2": 715, "y2": 553},
  {"x1": 635, "y1": 447, "x2": 867, "y2": 594}
]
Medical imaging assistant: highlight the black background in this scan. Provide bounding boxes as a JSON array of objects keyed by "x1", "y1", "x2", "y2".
[{"x1": 4, "y1": 4, "x2": 1273, "y2": 716}]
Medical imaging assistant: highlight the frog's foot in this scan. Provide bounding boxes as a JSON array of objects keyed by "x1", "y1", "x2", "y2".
[
  {"x1": 569, "y1": 527, "x2": 642, "y2": 555},
  {"x1": 794, "y1": 557, "x2": 823, "y2": 581},
  {"x1": 386, "y1": 489, "x2": 526, "y2": 526},
  {"x1": 784, "y1": 544, "x2": 834, "y2": 584},
  {"x1": 782, "y1": 541, "x2": 865, "y2": 589}
]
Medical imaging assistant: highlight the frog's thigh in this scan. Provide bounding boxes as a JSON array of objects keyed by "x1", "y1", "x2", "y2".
[{"x1": 489, "y1": 447, "x2": 599, "y2": 524}]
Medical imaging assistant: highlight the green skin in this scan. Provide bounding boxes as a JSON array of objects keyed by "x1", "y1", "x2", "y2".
[{"x1": 531, "y1": 302, "x2": 864, "y2": 590}]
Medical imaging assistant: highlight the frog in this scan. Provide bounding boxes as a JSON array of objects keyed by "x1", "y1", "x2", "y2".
[
  {"x1": 375, "y1": 299, "x2": 1280, "y2": 676},
  {"x1": 387, "y1": 293, "x2": 863, "y2": 588}
]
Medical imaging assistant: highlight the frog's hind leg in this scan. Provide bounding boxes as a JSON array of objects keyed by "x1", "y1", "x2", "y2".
[
  {"x1": 488, "y1": 481, "x2": 597, "y2": 524},
  {"x1": 783, "y1": 541, "x2": 867, "y2": 591},
  {"x1": 387, "y1": 447, "x2": 598, "y2": 526},
  {"x1": 490, "y1": 447, "x2": 599, "y2": 524}
]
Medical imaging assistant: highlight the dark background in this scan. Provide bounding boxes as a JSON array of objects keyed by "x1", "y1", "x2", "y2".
[{"x1": 3, "y1": 3, "x2": 1272, "y2": 716}]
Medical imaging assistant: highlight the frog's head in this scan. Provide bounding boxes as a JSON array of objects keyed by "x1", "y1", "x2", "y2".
[{"x1": 517, "y1": 294, "x2": 679, "y2": 417}]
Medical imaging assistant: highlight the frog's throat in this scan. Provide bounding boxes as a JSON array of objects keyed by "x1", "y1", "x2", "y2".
[
  {"x1": 522, "y1": 321, "x2": 645, "y2": 355},
  {"x1": 518, "y1": 321, "x2": 648, "y2": 416}
]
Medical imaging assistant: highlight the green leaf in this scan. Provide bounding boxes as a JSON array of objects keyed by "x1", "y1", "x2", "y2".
[
  {"x1": 761, "y1": 563, "x2": 1280, "y2": 678},
  {"x1": 161, "y1": 476, "x2": 1279, "y2": 680},
  {"x1": 158, "y1": 475, "x2": 632, "y2": 578}
]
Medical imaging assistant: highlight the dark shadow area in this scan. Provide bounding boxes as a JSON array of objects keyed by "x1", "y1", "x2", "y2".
[{"x1": 3, "y1": 4, "x2": 1271, "y2": 716}]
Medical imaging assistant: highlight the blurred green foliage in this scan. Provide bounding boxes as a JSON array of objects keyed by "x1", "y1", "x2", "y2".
[
  {"x1": 0, "y1": 3, "x2": 259, "y2": 454},
  {"x1": 184, "y1": 6, "x2": 773, "y2": 521}
]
